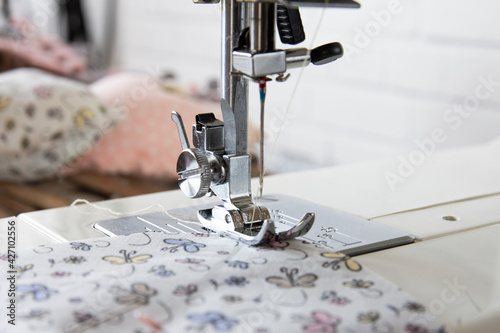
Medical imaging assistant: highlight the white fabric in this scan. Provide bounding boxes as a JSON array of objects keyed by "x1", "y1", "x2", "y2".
[{"x1": 4, "y1": 231, "x2": 445, "y2": 333}]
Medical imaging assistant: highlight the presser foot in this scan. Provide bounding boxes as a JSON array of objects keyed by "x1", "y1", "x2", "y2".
[{"x1": 197, "y1": 205, "x2": 315, "y2": 246}]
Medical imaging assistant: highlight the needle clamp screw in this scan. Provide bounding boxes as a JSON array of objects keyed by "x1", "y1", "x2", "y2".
[{"x1": 177, "y1": 148, "x2": 212, "y2": 199}]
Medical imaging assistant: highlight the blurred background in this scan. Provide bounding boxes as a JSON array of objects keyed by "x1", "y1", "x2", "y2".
[
  {"x1": 110, "y1": 0, "x2": 500, "y2": 173},
  {"x1": 7, "y1": 0, "x2": 500, "y2": 174}
]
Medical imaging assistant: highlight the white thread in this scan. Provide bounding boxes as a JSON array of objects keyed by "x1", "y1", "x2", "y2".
[
  {"x1": 70, "y1": 199, "x2": 199, "y2": 225},
  {"x1": 263, "y1": 4, "x2": 329, "y2": 177}
]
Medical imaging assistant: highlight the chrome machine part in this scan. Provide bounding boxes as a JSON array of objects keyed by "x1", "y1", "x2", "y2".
[
  {"x1": 171, "y1": 111, "x2": 190, "y2": 150},
  {"x1": 172, "y1": 111, "x2": 221, "y2": 199},
  {"x1": 170, "y1": 0, "x2": 360, "y2": 244},
  {"x1": 176, "y1": 148, "x2": 212, "y2": 199}
]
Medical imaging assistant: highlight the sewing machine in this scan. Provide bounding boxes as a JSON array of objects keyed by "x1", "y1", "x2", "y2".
[
  {"x1": 92, "y1": 0, "x2": 415, "y2": 252},
  {"x1": 5, "y1": 1, "x2": 500, "y2": 332}
]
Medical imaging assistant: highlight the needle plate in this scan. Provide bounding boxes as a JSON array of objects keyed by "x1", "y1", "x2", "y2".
[{"x1": 95, "y1": 194, "x2": 413, "y2": 256}]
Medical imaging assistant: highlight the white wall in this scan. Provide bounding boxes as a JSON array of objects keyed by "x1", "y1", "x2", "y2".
[
  {"x1": 113, "y1": 0, "x2": 500, "y2": 173},
  {"x1": 114, "y1": 0, "x2": 221, "y2": 84},
  {"x1": 83, "y1": 0, "x2": 118, "y2": 68}
]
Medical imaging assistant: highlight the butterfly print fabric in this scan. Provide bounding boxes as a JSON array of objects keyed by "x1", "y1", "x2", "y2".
[{"x1": 3, "y1": 231, "x2": 446, "y2": 333}]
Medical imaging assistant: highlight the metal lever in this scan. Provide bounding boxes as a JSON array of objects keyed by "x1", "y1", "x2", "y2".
[
  {"x1": 311, "y1": 42, "x2": 343, "y2": 65},
  {"x1": 286, "y1": 42, "x2": 343, "y2": 70},
  {"x1": 171, "y1": 111, "x2": 190, "y2": 150},
  {"x1": 171, "y1": 111, "x2": 212, "y2": 199}
]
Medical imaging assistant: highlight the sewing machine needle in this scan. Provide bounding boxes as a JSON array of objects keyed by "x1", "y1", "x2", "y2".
[{"x1": 258, "y1": 79, "x2": 267, "y2": 199}]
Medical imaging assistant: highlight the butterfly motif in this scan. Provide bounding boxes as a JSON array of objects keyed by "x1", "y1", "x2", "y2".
[
  {"x1": 17, "y1": 284, "x2": 58, "y2": 301},
  {"x1": 321, "y1": 252, "x2": 362, "y2": 272},
  {"x1": 175, "y1": 258, "x2": 205, "y2": 264},
  {"x1": 221, "y1": 295, "x2": 243, "y2": 303},
  {"x1": 343, "y1": 279, "x2": 374, "y2": 289},
  {"x1": 405, "y1": 323, "x2": 430, "y2": 333},
  {"x1": 188, "y1": 312, "x2": 238, "y2": 331},
  {"x1": 225, "y1": 260, "x2": 249, "y2": 269},
  {"x1": 224, "y1": 276, "x2": 249, "y2": 287},
  {"x1": 16, "y1": 264, "x2": 34, "y2": 273},
  {"x1": 73, "y1": 311, "x2": 98, "y2": 325},
  {"x1": 303, "y1": 311, "x2": 341, "y2": 333},
  {"x1": 113, "y1": 283, "x2": 158, "y2": 306},
  {"x1": 175, "y1": 257, "x2": 210, "y2": 272},
  {"x1": 70, "y1": 242, "x2": 92, "y2": 251},
  {"x1": 63, "y1": 256, "x2": 86, "y2": 264},
  {"x1": 174, "y1": 283, "x2": 205, "y2": 306},
  {"x1": 320, "y1": 290, "x2": 351, "y2": 306},
  {"x1": 148, "y1": 265, "x2": 175, "y2": 277},
  {"x1": 73, "y1": 108, "x2": 95, "y2": 129},
  {"x1": 173, "y1": 284, "x2": 198, "y2": 297},
  {"x1": 266, "y1": 267, "x2": 317, "y2": 288},
  {"x1": 344, "y1": 279, "x2": 383, "y2": 298},
  {"x1": 102, "y1": 249, "x2": 152, "y2": 265},
  {"x1": 357, "y1": 311, "x2": 380, "y2": 324},
  {"x1": 163, "y1": 238, "x2": 206, "y2": 253},
  {"x1": 50, "y1": 271, "x2": 71, "y2": 278},
  {"x1": 403, "y1": 301, "x2": 427, "y2": 313},
  {"x1": 388, "y1": 301, "x2": 427, "y2": 317}
]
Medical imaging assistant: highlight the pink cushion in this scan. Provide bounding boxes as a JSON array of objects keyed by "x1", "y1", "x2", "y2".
[{"x1": 71, "y1": 72, "x2": 221, "y2": 179}]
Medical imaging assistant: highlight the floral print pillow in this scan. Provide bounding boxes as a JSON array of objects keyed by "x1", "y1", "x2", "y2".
[{"x1": 0, "y1": 68, "x2": 122, "y2": 181}]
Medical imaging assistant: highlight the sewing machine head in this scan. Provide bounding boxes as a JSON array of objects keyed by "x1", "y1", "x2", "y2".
[{"x1": 171, "y1": 0, "x2": 360, "y2": 245}]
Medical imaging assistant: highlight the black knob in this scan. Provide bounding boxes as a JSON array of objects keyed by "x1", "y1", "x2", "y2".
[{"x1": 310, "y1": 42, "x2": 343, "y2": 65}]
